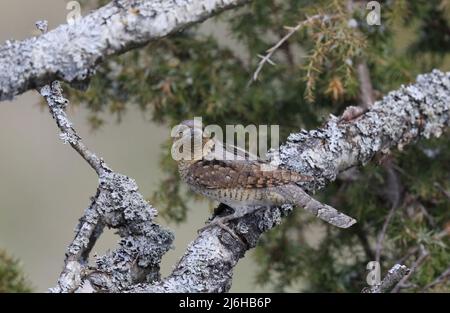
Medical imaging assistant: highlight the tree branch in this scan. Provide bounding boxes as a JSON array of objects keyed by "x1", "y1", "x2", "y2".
[
  {"x1": 363, "y1": 264, "x2": 411, "y2": 293},
  {"x1": 133, "y1": 69, "x2": 450, "y2": 293},
  {"x1": 375, "y1": 159, "x2": 403, "y2": 263},
  {"x1": 391, "y1": 245, "x2": 429, "y2": 293},
  {"x1": 356, "y1": 61, "x2": 375, "y2": 110},
  {"x1": 40, "y1": 82, "x2": 104, "y2": 175},
  {"x1": 40, "y1": 64, "x2": 450, "y2": 292},
  {"x1": 0, "y1": 0, "x2": 250, "y2": 101},
  {"x1": 3, "y1": 0, "x2": 449, "y2": 294},
  {"x1": 40, "y1": 81, "x2": 174, "y2": 293}
]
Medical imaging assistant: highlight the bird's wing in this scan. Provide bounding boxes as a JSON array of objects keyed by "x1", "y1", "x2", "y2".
[
  {"x1": 202, "y1": 137, "x2": 263, "y2": 162},
  {"x1": 188, "y1": 159, "x2": 312, "y2": 189}
]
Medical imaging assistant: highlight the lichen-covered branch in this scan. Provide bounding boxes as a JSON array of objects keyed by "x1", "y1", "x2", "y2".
[
  {"x1": 279, "y1": 69, "x2": 450, "y2": 193},
  {"x1": 248, "y1": 14, "x2": 323, "y2": 85},
  {"x1": 40, "y1": 82, "x2": 173, "y2": 293},
  {"x1": 129, "y1": 69, "x2": 450, "y2": 293},
  {"x1": 40, "y1": 82, "x2": 104, "y2": 174},
  {"x1": 362, "y1": 264, "x2": 411, "y2": 293},
  {"x1": 44, "y1": 70, "x2": 449, "y2": 293},
  {"x1": 0, "y1": 0, "x2": 249, "y2": 101},
  {"x1": 130, "y1": 206, "x2": 288, "y2": 293}
]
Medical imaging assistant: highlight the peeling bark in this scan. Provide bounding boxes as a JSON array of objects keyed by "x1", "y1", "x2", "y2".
[
  {"x1": 41, "y1": 82, "x2": 174, "y2": 293},
  {"x1": 43, "y1": 70, "x2": 449, "y2": 293},
  {"x1": 363, "y1": 264, "x2": 411, "y2": 293}
]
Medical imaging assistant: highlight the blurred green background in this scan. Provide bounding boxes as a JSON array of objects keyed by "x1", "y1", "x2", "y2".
[{"x1": 1, "y1": 0, "x2": 449, "y2": 293}]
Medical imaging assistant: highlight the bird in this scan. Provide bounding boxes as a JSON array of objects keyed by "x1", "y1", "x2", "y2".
[{"x1": 171, "y1": 120, "x2": 356, "y2": 241}]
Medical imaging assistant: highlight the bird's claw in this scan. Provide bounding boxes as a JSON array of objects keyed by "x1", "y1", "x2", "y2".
[{"x1": 198, "y1": 218, "x2": 245, "y2": 245}]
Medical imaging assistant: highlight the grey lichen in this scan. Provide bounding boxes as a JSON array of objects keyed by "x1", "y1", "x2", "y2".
[
  {"x1": 41, "y1": 82, "x2": 174, "y2": 293},
  {"x1": 42, "y1": 69, "x2": 449, "y2": 292},
  {"x1": 0, "y1": 0, "x2": 250, "y2": 101},
  {"x1": 53, "y1": 167, "x2": 175, "y2": 293},
  {"x1": 363, "y1": 264, "x2": 411, "y2": 293},
  {"x1": 279, "y1": 70, "x2": 450, "y2": 192},
  {"x1": 132, "y1": 230, "x2": 238, "y2": 293},
  {"x1": 132, "y1": 70, "x2": 449, "y2": 293},
  {"x1": 88, "y1": 171, "x2": 174, "y2": 291}
]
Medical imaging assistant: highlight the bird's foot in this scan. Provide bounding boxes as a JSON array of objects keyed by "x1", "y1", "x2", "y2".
[{"x1": 198, "y1": 216, "x2": 245, "y2": 245}]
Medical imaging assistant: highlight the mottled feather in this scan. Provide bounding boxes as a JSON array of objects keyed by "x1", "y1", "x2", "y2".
[{"x1": 186, "y1": 159, "x2": 312, "y2": 189}]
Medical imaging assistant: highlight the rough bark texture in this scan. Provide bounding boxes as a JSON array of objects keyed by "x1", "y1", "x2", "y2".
[
  {"x1": 41, "y1": 82, "x2": 174, "y2": 293},
  {"x1": 130, "y1": 69, "x2": 450, "y2": 293},
  {"x1": 2, "y1": 0, "x2": 449, "y2": 294},
  {"x1": 0, "y1": 0, "x2": 249, "y2": 101},
  {"x1": 39, "y1": 70, "x2": 449, "y2": 293},
  {"x1": 363, "y1": 264, "x2": 411, "y2": 293},
  {"x1": 278, "y1": 70, "x2": 450, "y2": 193}
]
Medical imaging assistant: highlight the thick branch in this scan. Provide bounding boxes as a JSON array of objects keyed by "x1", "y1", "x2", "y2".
[
  {"x1": 14, "y1": 1, "x2": 449, "y2": 294},
  {"x1": 130, "y1": 70, "x2": 450, "y2": 292},
  {"x1": 422, "y1": 266, "x2": 450, "y2": 291},
  {"x1": 0, "y1": 0, "x2": 249, "y2": 101}
]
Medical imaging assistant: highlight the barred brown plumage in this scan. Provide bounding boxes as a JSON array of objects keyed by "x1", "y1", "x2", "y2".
[{"x1": 172, "y1": 120, "x2": 356, "y2": 242}]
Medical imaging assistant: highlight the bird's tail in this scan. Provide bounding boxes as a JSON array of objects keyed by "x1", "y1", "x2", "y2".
[{"x1": 276, "y1": 185, "x2": 356, "y2": 228}]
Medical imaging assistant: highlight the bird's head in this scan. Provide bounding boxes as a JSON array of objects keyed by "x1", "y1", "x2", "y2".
[{"x1": 171, "y1": 119, "x2": 213, "y2": 163}]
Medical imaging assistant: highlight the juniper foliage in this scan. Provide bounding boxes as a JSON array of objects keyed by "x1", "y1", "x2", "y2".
[{"x1": 0, "y1": 250, "x2": 31, "y2": 292}]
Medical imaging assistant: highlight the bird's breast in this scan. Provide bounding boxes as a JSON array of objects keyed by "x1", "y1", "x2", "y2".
[{"x1": 191, "y1": 186, "x2": 284, "y2": 208}]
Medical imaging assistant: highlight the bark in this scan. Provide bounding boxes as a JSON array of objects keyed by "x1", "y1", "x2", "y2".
[
  {"x1": 132, "y1": 70, "x2": 448, "y2": 293},
  {"x1": 0, "y1": 0, "x2": 249, "y2": 101},
  {"x1": 41, "y1": 82, "x2": 174, "y2": 293},
  {"x1": 41, "y1": 69, "x2": 450, "y2": 293},
  {"x1": 2, "y1": 0, "x2": 449, "y2": 294},
  {"x1": 363, "y1": 264, "x2": 411, "y2": 293}
]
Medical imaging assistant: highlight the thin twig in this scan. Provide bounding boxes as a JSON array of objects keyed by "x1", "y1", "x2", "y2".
[
  {"x1": 356, "y1": 61, "x2": 375, "y2": 110},
  {"x1": 354, "y1": 223, "x2": 375, "y2": 260},
  {"x1": 248, "y1": 14, "x2": 323, "y2": 86},
  {"x1": 422, "y1": 266, "x2": 450, "y2": 292},
  {"x1": 375, "y1": 160, "x2": 402, "y2": 263},
  {"x1": 396, "y1": 229, "x2": 449, "y2": 265},
  {"x1": 375, "y1": 205, "x2": 397, "y2": 263},
  {"x1": 391, "y1": 245, "x2": 429, "y2": 293},
  {"x1": 417, "y1": 202, "x2": 436, "y2": 227},
  {"x1": 434, "y1": 182, "x2": 450, "y2": 200},
  {"x1": 39, "y1": 82, "x2": 105, "y2": 175}
]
